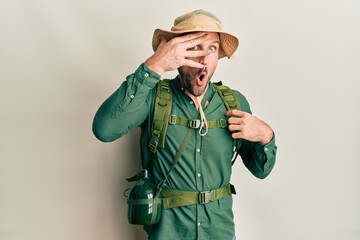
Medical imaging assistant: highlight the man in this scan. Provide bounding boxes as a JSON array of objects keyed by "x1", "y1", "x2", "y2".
[{"x1": 93, "y1": 9, "x2": 277, "y2": 240}]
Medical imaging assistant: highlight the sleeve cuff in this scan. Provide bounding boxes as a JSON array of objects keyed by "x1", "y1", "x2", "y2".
[
  {"x1": 133, "y1": 63, "x2": 161, "y2": 87},
  {"x1": 254, "y1": 132, "x2": 277, "y2": 161}
]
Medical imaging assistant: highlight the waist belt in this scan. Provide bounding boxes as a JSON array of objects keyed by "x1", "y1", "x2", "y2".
[{"x1": 161, "y1": 184, "x2": 236, "y2": 209}]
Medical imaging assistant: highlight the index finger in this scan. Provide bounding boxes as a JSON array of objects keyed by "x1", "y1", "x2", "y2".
[
  {"x1": 186, "y1": 35, "x2": 211, "y2": 50},
  {"x1": 224, "y1": 110, "x2": 245, "y2": 117},
  {"x1": 175, "y1": 32, "x2": 210, "y2": 49},
  {"x1": 175, "y1": 32, "x2": 208, "y2": 43}
]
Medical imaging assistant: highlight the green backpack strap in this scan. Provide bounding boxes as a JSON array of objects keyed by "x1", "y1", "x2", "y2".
[
  {"x1": 212, "y1": 81, "x2": 241, "y2": 111},
  {"x1": 147, "y1": 79, "x2": 172, "y2": 171},
  {"x1": 212, "y1": 81, "x2": 242, "y2": 165},
  {"x1": 127, "y1": 80, "x2": 172, "y2": 183}
]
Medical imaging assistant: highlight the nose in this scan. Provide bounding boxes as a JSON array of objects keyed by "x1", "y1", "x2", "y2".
[{"x1": 199, "y1": 54, "x2": 209, "y2": 66}]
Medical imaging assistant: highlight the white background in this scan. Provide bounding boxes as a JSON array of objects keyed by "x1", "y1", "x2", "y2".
[{"x1": 1, "y1": 1, "x2": 359, "y2": 239}]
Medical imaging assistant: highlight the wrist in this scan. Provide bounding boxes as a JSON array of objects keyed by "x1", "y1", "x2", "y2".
[
  {"x1": 260, "y1": 130, "x2": 273, "y2": 145},
  {"x1": 145, "y1": 57, "x2": 164, "y2": 75}
]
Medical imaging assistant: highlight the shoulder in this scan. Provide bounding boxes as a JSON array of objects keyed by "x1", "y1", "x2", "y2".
[
  {"x1": 212, "y1": 82, "x2": 252, "y2": 114},
  {"x1": 231, "y1": 89, "x2": 252, "y2": 113}
]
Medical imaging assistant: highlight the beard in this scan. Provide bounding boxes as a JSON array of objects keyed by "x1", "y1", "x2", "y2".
[{"x1": 178, "y1": 67, "x2": 212, "y2": 97}]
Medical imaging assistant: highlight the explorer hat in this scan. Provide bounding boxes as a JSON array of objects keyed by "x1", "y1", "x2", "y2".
[{"x1": 152, "y1": 9, "x2": 239, "y2": 59}]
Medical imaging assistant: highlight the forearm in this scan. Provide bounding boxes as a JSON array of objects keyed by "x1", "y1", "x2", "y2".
[{"x1": 92, "y1": 63, "x2": 160, "y2": 142}]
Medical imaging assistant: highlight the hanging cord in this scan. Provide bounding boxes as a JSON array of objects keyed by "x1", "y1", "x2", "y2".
[
  {"x1": 157, "y1": 127, "x2": 194, "y2": 190},
  {"x1": 196, "y1": 97, "x2": 208, "y2": 136}
]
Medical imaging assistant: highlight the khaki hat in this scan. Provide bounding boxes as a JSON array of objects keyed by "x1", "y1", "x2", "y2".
[{"x1": 152, "y1": 9, "x2": 239, "y2": 59}]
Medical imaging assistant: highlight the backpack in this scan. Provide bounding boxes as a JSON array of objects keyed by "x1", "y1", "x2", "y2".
[
  {"x1": 126, "y1": 80, "x2": 241, "y2": 225},
  {"x1": 147, "y1": 79, "x2": 241, "y2": 171}
]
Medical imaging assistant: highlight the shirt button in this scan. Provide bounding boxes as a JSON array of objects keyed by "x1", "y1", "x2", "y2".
[
  {"x1": 264, "y1": 147, "x2": 268, "y2": 152},
  {"x1": 197, "y1": 222, "x2": 201, "y2": 226},
  {"x1": 197, "y1": 149, "x2": 200, "y2": 153},
  {"x1": 144, "y1": 73, "x2": 149, "y2": 77},
  {"x1": 130, "y1": 95, "x2": 134, "y2": 99},
  {"x1": 190, "y1": 101, "x2": 193, "y2": 104},
  {"x1": 197, "y1": 173, "x2": 201, "y2": 177}
]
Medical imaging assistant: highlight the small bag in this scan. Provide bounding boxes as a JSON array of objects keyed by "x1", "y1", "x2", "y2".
[{"x1": 127, "y1": 169, "x2": 162, "y2": 226}]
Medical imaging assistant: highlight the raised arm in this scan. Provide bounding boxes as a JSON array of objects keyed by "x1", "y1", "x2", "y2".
[{"x1": 92, "y1": 63, "x2": 159, "y2": 142}]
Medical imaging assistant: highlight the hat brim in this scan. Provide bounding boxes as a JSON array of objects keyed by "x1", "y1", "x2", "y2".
[{"x1": 152, "y1": 29, "x2": 239, "y2": 59}]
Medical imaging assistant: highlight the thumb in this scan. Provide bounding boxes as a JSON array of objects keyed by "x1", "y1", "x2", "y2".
[{"x1": 158, "y1": 36, "x2": 168, "y2": 48}]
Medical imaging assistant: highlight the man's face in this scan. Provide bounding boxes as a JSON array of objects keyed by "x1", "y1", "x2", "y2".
[{"x1": 178, "y1": 32, "x2": 220, "y2": 97}]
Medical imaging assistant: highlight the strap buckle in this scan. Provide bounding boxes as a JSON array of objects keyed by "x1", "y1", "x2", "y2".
[
  {"x1": 219, "y1": 119, "x2": 227, "y2": 128},
  {"x1": 188, "y1": 119, "x2": 201, "y2": 129},
  {"x1": 148, "y1": 133, "x2": 159, "y2": 153},
  {"x1": 160, "y1": 84, "x2": 170, "y2": 92},
  {"x1": 198, "y1": 190, "x2": 215, "y2": 204},
  {"x1": 169, "y1": 115, "x2": 177, "y2": 125}
]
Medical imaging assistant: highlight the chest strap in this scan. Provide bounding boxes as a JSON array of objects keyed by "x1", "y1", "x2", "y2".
[
  {"x1": 160, "y1": 184, "x2": 236, "y2": 209},
  {"x1": 169, "y1": 114, "x2": 227, "y2": 129}
]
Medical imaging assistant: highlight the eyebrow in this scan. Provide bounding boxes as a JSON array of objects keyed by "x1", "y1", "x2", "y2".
[{"x1": 208, "y1": 40, "x2": 220, "y2": 46}]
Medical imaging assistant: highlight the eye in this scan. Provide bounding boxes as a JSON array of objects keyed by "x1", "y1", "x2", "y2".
[
  {"x1": 209, "y1": 46, "x2": 217, "y2": 52},
  {"x1": 188, "y1": 45, "x2": 200, "y2": 51}
]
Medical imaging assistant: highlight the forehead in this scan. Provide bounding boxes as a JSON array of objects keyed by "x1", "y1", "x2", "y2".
[{"x1": 205, "y1": 32, "x2": 220, "y2": 43}]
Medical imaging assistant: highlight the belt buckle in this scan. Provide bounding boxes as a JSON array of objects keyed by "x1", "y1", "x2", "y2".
[{"x1": 198, "y1": 190, "x2": 213, "y2": 204}]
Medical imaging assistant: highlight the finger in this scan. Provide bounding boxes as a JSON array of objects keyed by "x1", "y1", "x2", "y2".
[
  {"x1": 183, "y1": 59, "x2": 204, "y2": 68},
  {"x1": 177, "y1": 32, "x2": 208, "y2": 43},
  {"x1": 155, "y1": 37, "x2": 168, "y2": 52},
  {"x1": 231, "y1": 131, "x2": 244, "y2": 140},
  {"x1": 169, "y1": 32, "x2": 207, "y2": 47},
  {"x1": 228, "y1": 123, "x2": 242, "y2": 133},
  {"x1": 224, "y1": 110, "x2": 246, "y2": 117},
  {"x1": 227, "y1": 117, "x2": 243, "y2": 125},
  {"x1": 158, "y1": 37, "x2": 168, "y2": 46},
  {"x1": 185, "y1": 49, "x2": 211, "y2": 58},
  {"x1": 183, "y1": 34, "x2": 210, "y2": 49}
]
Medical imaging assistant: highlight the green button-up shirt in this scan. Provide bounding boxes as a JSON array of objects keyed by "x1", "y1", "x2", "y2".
[{"x1": 93, "y1": 63, "x2": 277, "y2": 240}]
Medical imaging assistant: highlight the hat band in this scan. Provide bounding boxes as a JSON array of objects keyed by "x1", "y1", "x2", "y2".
[{"x1": 171, "y1": 16, "x2": 223, "y2": 33}]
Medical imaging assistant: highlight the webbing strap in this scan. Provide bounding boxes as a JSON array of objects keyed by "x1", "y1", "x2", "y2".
[
  {"x1": 149, "y1": 80, "x2": 172, "y2": 153},
  {"x1": 213, "y1": 82, "x2": 241, "y2": 111},
  {"x1": 212, "y1": 82, "x2": 242, "y2": 165},
  {"x1": 157, "y1": 127, "x2": 194, "y2": 190},
  {"x1": 127, "y1": 190, "x2": 162, "y2": 225},
  {"x1": 147, "y1": 80, "x2": 172, "y2": 174},
  {"x1": 169, "y1": 115, "x2": 227, "y2": 129},
  {"x1": 161, "y1": 184, "x2": 235, "y2": 209},
  {"x1": 127, "y1": 197, "x2": 162, "y2": 205}
]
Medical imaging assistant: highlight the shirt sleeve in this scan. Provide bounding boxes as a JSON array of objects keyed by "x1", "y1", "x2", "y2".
[
  {"x1": 92, "y1": 63, "x2": 160, "y2": 142},
  {"x1": 239, "y1": 135, "x2": 277, "y2": 179},
  {"x1": 232, "y1": 90, "x2": 277, "y2": 179}
]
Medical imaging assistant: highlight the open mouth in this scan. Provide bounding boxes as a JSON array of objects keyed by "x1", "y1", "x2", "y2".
[{"x1": 197, "y1": 68, "x2": 208, "y2": 84}]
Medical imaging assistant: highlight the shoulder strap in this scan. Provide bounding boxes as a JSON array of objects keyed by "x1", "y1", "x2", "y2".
[
  {"x1": 212, "y1": 81, "x2": 241, "y2": 111},
  {"x1": 147, "y1": 79, "x2": 172, "y2": 173},
  {"x1": 212, "y1": 81, "x2": 242, "y2": 165},
  {"x1": 148, "y1": 79, "x2": 172, "y2": 152},
  {"x1": 127, "y1": 79, "x2": 172, "y2": 182}
]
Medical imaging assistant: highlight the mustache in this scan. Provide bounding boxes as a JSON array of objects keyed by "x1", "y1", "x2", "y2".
[{"x1": 197, "y1": 67, "x2": 208, "y2": 75}]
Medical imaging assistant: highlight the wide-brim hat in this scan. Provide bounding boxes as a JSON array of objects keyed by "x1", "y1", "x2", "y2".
[{"x1": 152, "y1": 9, "x2": 239, "y2": 59}]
